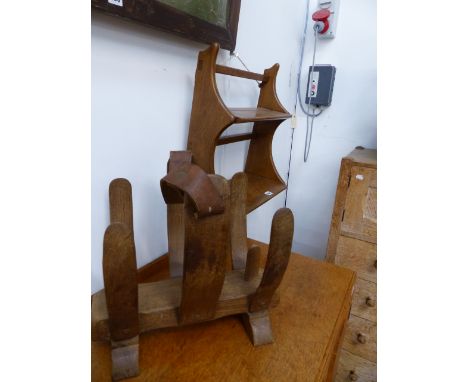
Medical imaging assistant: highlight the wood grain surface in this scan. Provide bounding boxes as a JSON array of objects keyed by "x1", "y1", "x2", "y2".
[
  {"x1": 178, "y1": 175, "x2": 229, "y2": 325},
  {"x1": 335, "y1": 236, "x2": 377, "y2": 283},
  {"x1": 92, "y1": 270, "x2": 275, "y2": 342},
  {"x1": 325, "y1": 156, "x2": 353, "y2": 263},
  {"x1": 341, "y1": 166, "x2": 377, "y2": 244},
  {"x1": 342, "y1": 315, "x2": 377, "y2": 363},
  {"x1": 109, "y1": 178, "x2": 134, "y2": 231},
  {"x1": 244, "y1": 172, "x2": 287, "y2": 213},
  {"x1": 229, "y1": 172, "x2": 248, "y2": 270},
  {"x1": 350, "y1": 278, "x2": 377, "y2": 322},
  {"x1": 161, "y1": 160, "x2": 225, "y2": 218},
  {"x1": 187, "y1": 43, "x2": 235, "y2": 174},
  {"x1": 325, "y1": 148, "x2": 376, "y2": 263},
  {"x1": 230, "y1": 107, "x2": 290, "y2": 123},
  {"x1": 335, "y1": 350, "x2": 376, "y2": 382},
  {"x1": 167, "y1": 203, "x2": 184, "y2": 277},
  {"x1": 186, "y1": 43, "x2": 290, "y2": 214},
  {"x1": 92, "y1": 242, "x2": 356, "y2": 382},
  {"x1": 216, "y1": 132, "x2": 255, "y2": 146},
  {"x1": 103, "y1": 223, "x2": 139, "y2": 342},
  {"x1": 325, "y1": 148, "x2": 377, "y2": 379},
  {"x1": 165, "y1": 151, "x2": 191, "y2": 277}
]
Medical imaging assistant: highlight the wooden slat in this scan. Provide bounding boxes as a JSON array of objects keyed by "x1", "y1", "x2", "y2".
[
  {"x1": 92, "y1": 270, "x2": 274, "y2": 341},
  {"x1": 230, "y1": 107, "x2": 291, "y2": 123},
  {"x1": 178, "y1": 175, "x2": 229, "y2": 325},
  {"x1": 167, "y1": 203, "x2": 185, "y2": 277},
  {"x1": 216, "y1": 64, "x2": 265, "y2": 82},
  {"x1": 216, "y1": 132, "x2": 255, "y2": 146},
  {"x1": 165, "y1": 151, "x2": 191, "y2": 277},
  {"x1": 230, "y1": 172, "x2": 248, "y2": 270}
]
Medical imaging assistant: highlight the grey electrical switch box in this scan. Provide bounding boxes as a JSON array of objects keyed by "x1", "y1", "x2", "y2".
[{"x1": 305, "y1": 64, "x2": 336, "y2": 106}]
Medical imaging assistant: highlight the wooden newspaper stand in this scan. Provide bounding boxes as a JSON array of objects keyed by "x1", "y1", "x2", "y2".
[{"x1": 91, "y1": 152, "x2": 294, "y2": 380}]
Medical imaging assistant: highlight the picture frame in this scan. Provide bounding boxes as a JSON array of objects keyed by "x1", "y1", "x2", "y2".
[{"x1": 91, "y1": 0, "x2": 242, "y2": 51}]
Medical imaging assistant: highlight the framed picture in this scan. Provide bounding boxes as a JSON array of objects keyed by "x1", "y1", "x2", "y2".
[{"x1": 92, "y1": 0, "x2": 242, "y2": 51}]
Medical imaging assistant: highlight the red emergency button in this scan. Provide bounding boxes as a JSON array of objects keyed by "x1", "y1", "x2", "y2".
[{"x1": 312, "y1": 9, "x2": 331, "y2": 34}]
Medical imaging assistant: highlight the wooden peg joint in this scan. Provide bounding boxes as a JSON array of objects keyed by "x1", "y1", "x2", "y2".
[{"x1": 244, "y1": 246, "x2": 261, "y2": 281}]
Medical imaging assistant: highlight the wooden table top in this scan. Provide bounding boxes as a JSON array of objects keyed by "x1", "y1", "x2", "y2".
[{"x1": 92, "y1": 243, "x2": 355, "y2": 382}]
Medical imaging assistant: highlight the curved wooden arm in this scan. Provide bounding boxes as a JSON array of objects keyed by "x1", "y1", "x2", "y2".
[
  {"x1": 105, "y1": 179, "x2": 139, "y2": 341},
  {"x1": 103, "y1": 222, "x2": 139, "y2": 342},
  {"x1": 249, "y1": 208, "x2": 294, "y2": 312}
]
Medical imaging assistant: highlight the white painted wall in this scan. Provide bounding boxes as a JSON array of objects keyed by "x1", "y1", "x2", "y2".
[
  {"x1": 287, "y1": 0, "x2": 377, "y2": 257},
  {"x1": 91, "y1": 0, "x2": 376, "y2": 292}
]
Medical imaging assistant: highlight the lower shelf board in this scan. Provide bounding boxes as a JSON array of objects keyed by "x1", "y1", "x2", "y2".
[
  {"x1": 229, "y1": 107, "x2": 291, "y2": 123},
  {"x1": 245, "y1": 173, "x2": 286, "y2": 213},
  {"x1": 335, "y1": 349, "x2": 376, "y2": 382}
]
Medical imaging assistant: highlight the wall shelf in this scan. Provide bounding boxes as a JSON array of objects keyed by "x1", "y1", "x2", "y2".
[{"x1": 187, "y1": 43, "x2": 291, "y2": 213}]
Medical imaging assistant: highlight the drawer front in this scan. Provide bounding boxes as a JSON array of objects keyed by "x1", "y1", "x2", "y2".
[
  {"x1": 351, "y1": 278, "x2": 376, "y2": 322},
  {"x1": 342, "y1": 315, "x2": 376, "y2": 362},
  {"x1": 341, "y1": 166, "x2": 377, "y2": 243},
  {"x1": 335, "y1": 236, "x2": 377, "y2": 283},
  {"x1": 335, "y1": 349, "x2": 376, "y2": 382}
]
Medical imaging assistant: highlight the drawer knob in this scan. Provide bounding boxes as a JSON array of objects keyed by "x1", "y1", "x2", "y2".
[
  {"x1": 356, "y1": 174, "x2": 364, "y2": 181},
  {"x1": 348, "y1": 371, "x2": 359, "y2": 381},
  {"x1": 366, "y1": 297, "x2": 376, "y2": 307},
  {"x1": 357, "y1": 332, "x2": 368, "y2": 344}
]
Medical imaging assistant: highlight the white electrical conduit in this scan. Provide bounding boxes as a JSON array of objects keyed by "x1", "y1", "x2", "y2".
[
  {"x1": 285, "y1": 0, "x2": 325, "y2": 206},
  {"x1": 296, "y1": 0, "x2": 324, "y2": 162}
]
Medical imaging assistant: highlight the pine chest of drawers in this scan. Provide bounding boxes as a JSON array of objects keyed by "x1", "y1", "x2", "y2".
[{"x1": 326, "y1": 148, "x2": 377, "y2": 382}]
